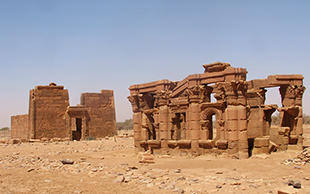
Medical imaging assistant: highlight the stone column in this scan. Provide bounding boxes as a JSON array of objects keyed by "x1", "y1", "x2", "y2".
[
  {"x1": 29, "y1": 90, "x2": 36, "y2": 140},
  {"x1": 187, "y1": 85, "x2": 204, "y2": 154},
  {"x1": 153, "y1": 111, "x2": 160, "y2": 140},
  {"x1": 65, "y1": 115, "x2": 72, "y2": 140},
  {"x1": 155, "y1": 90, "x2": 171, "y2": 154},
  {"x1": 128, "y1": 95, "x2": 143, "y2": 154},
  {"x1": 159, "y1": 105, "x2": 169, "y2": 154},
  {"x1": 224, "y1": 81, "x2": 248, "y2": 159},
  {"x1": 133, "y1": 112, "x2": 142, "y2": 154},
  {"x1": 81, "y1": 117, "x2": 88, "y2": 140}
]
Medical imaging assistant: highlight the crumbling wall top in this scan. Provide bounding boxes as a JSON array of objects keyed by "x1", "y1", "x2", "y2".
[
  {"x1": 203, "y1": 61, "x2": 231, "y2": 73},
  {"x1": 35, "y1": 83, "x2": 64, "y2": 90}
]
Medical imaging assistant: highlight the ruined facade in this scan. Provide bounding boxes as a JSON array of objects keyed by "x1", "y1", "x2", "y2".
[
  {"x1": 11, "y1": 83, "x2": 117, "y2": 141},
  {"x1": 128, "y1": 62, "x2": 305, "y2": 158},
  {"x1": 11, "y1": 114, "x2": 28, "y2": 139}
]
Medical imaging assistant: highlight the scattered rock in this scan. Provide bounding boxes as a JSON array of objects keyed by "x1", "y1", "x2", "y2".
[
  {"x1": 173, "y1": 187, "x2": 184, "y2": 193},
  {"x1": 216, "y1": 184, "x2": 222, "y2": 189},
  {"x1": 27, "y1": 168, "x2": 35, "y2": 172},
  {"x1": 113, "y1": 176, "x2": 124, "y2": 183},
  {"x1": 61, "y1": 159, "x2": 74, "y2": 165},
  {"x1": 174, "y1": 169, "x2": 181, "y2": 173}
]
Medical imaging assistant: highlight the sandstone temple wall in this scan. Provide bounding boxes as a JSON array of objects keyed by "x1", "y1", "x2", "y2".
[
  {"x1": 81, "y1": 90, "x2": 117, "y2": 138},
  {"x1": 28, "y1": 84, "x2": 69, "y2": 139},
  {"x1": 11, "y1": 114, "x2": 28, "y2": 140},
  {"x1": 11, "y1": 83, "x2": 116, "y2": 141},
  {"x1": 128, "y1": 62, "x2": 306, "y2": 158}
]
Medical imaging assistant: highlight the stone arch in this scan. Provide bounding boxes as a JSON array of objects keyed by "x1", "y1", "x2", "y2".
[{"x1": 200, "y1": 108, "x2": 223, "y2": 141}]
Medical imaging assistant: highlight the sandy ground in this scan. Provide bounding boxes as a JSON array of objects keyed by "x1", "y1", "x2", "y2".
[{"x1": 0, "y1": 127, "x2": 310, "y2": 194}]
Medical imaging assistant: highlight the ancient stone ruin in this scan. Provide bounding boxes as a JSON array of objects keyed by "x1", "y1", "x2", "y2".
[
  {"x1": 128, "y1": 62, "x2": 306, "y2": 158},
  {"x1": 11, "y1": 83, "x2": 117, "y2": 141}
]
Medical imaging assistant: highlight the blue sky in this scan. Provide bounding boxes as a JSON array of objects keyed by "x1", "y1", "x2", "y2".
[{"x1": 1, "y1": 0, "x2": 309, "y2": 128}]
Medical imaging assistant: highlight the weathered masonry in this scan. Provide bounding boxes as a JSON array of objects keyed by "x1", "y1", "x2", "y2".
[
  {"x1": 128, "y1": 62, "x2": 306, "y2": 158},
  {"x1": 11, "y1": 83, "x2": 117, "y2": 141}
]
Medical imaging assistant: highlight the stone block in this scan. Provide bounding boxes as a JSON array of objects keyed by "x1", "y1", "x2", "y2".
[
  {"x1": 238, "y1": 150, "x2": 249, "y2": 159},
  {"x1": 178, "y1": 140, "x2": 191, "y2": 148},
  {"x1": 269, "y1": 141, "x2": 278, "y2": 153},
  {"x1": 239, "y1": 131, "x2": 248, "y2": 141},
  {"x1": 277, "y1": 187, "x2": 298, "y2": 194},
  {"x1": 282, "y1": 136, "x2": 289, "y2": 145},
  {"x1": 227, "y1": 148, "x2": 238, "y2": 155},
  {"x1": 238, "y1": 140, "x2": 248, "y2": 149},
  {"x1": 238, "y1": 120, "x2": 247, "y2": 131},
  {"x1": 228, "y1": 131, "x2": 238, "y2": 141},
  {"x1": 190, "y1": 104, "x2": 200, "y2": 113},
  {"x1": 228, "y1": 140, "x2": 238, "y2": 149},
  {"x1": 254, "y1": 137, "x2": 270, "y2": 147},
  {"x1": 137, "y1": 152, "x2": 155, "y2": 163},
  {"x1": 252, "y1": 147, "x2": 269, "y2": 155},
  {"x1": 216, "y1": 140, "x2": 228, "y2": 149},
  {"x1": 159, "y1": 112, "x2": 169, "y2": 123},
  {"x1": 198, "y1": 140, "x2": 215, "y2": 149},
  {"x1": 133, "y1": 113, "x2": 141, "y2": 124},
  {"x1": 189, "y1": 112, "x2": 200, "y2": 121},
  {"x1": 237, "y1": 107, "x2": 247, "y2": 120},
  {"x1": 278, "y1": 127, "x2": 290, "y2": 136},
  {"x1": 226, "y1": 120, "x2": 238, "y2": 131},
  {"x1": 226, "y1": 108, "x2": 238, "y2": 120}
]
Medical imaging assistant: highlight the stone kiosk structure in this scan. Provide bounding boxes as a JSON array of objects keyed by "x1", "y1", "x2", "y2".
[
  {"x1": 128, "y1": 62, "x2": 305, "y2": 158},
  {"x1": 11, "y1": 83, "x2": 117, "y2": 141}
]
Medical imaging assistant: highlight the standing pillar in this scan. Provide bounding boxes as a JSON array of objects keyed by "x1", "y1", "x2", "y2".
[
  {"x1": 29, "y1": 90, "x2": 36, "y2": 140},
  {"x1": 189, "y1": 103, "x2": 200, "y2": 153},
  {"x1": 224, "y1": 81, "x2": 248, "y2": 159},
  {"x1": 128, "y1": 95, "x2": 144, "y2": 154},
  {"x1": 133, "y1": 112, "x2": 143, "y2": 154},
  {"x1": 187, "y1": 85, "x2": 204, "y2": 154},
  {"x1": 81, "y1": 117, "x2": 88, "y2": 140},
  {"x1": 159, "y1": 105, "x2": 169, "y2": 154}
]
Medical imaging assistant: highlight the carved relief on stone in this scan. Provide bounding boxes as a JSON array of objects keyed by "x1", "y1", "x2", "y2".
[
  {"x1": 186, "y1": 85, "x2": 206, "y2": 103},
  {"x1": 154, "y1": 90, "x2": 171, "y2": 106},
  {"x1": 295, "y1": 85, "x2": 306, "y2": 98},
  {"x1": 213, "y1": 84, "x2": 225, "y2": 102},
  {"x1": 216, "y1": 120, "x2": 225, "y2": 127},
  {"x1": 128, "y1": 93, "x2": 155, "y2": 112},
  {"x1": 280, "y1": 85, "x2": 306, "y2": 107},
  {"x1": 219, "y1": 80, "x2": 247, "y2": 105},
  {"x1": 127, "y1": 95, "x2": 139, "y2": 113},
  {"x1": 256, "y1": 88, "x2": 267, "y2": 103}
]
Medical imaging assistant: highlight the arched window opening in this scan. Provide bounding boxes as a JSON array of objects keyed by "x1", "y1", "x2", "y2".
[{"x1": 212, "y1": 114, "x2": 217, "y2": 140}]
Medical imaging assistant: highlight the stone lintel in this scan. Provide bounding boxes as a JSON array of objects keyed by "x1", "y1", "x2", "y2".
[{"x1": 203, "y1": 61, "x2": 231, "y2": 73}]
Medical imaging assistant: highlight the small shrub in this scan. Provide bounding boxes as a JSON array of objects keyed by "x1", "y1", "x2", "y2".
[{"x1": 86, "y1": 136, "x2": 96, "y2": 141}]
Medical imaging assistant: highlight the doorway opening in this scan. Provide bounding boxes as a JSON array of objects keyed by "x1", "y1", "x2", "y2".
[{"x1": 72, "y1": 118, "x2": 82, "y2": 141}]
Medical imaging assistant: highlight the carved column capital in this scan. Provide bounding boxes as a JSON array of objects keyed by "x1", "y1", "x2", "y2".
[
  {"x1": 127, "y1": 95, "x2": 140, "y2": 113},
  {"x1": 217, "y1": 81, "x2": 247, "y2": 105},
  {"x1": 186, "y1": 85, "x2": 206, "y2": 103},
  {"x1": 154, "y1": 90, "x2": 171, "y2": 106}
]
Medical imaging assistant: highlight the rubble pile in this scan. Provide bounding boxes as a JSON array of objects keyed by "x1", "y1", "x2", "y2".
[{"x1": 282, "y1": 148, "x2": 310, "y2": 165}]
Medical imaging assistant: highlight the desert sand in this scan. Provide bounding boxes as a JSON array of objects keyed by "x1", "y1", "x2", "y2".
[{"x1": 0, "y1": 127, "x2": 310, "y2": 194}]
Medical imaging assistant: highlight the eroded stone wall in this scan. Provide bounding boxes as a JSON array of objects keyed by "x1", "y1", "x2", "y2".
[
  {"x1": 11, "y1": 114, "x2": 28, "y2": 139},
  {"x1": 28, "y1": 84, "x2": 69, "y2": 139},
  {"x1": 81, "y1": 90, "x2": 117, "y2": 138}
]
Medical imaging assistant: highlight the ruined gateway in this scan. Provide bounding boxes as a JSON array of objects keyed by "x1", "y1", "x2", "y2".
[
  {"x1": 128, "y1": 62, "x2": 306, "y2": 159},
  {"x1": 11, "y1": 83, "x2": 117, "y2": 141}
]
